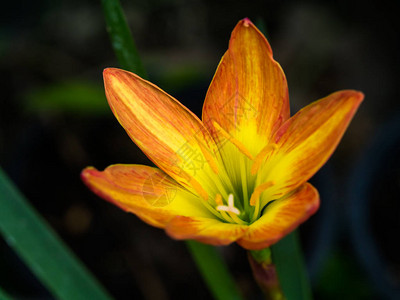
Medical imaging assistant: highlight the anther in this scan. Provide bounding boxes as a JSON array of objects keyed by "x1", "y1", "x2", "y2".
[
  {"x1": 188, "y1": 177, "x2": 209, "y2": 201},
  {"x1": 212, "y1": 121, "x2": 254, "y2": 160},
  {"x1": 215, "y1": 193, "x2": 223, "y2": 206},
  {"x1": 251, "y1": 144, "x2": 277, "y2": 175},
  {"x1": 196, "y1": 137, "x2": 220, "y2": 175},
  {"x1": 249, "y1": 181, "x2": 275, "y2": 206}
]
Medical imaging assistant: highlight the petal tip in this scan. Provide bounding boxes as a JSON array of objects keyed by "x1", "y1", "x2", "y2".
[
  {"x1": 355, "y1": 90, "x2": 365, "y2": 102},
  {"x1": 340, "y1": 89, "x2": 365, "y2": 102},
  {"x1": 340, "y1": 89, "x2": 365, "y2": 109},
  {"x1": 103, "y1": 67, "x2": 121, "y2": 81},
  {"x1": 80, "y1": 166, "x2": 98, "y2": 184},
  {"x1": 241, "y1": 18, "x2": 253, "y2": 27},
  {"x1": 103, "y1": 67, "x2": 112, "y2": 76}
]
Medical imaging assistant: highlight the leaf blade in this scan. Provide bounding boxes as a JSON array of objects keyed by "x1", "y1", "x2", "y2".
[{"x1": 0, "y1": 167, "x2": 113, "y2": 300}]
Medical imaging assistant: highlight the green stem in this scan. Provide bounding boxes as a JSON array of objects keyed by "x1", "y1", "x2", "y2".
[
  {"x1": 271, "y1": 231, "x2": 313, "y2": 300},
  {"x1": 101, "y1": 2, "x2": 242, "y2": 299},
  {"x1": 0, "y1": 167, "x2": 112, "y2": 300},
  {"x1": 249, "y1": 231, "x2": 312, "y2": 300},
  {"x1": 101, "y1": 0, "x2": 147, "y2": 78},
  {"x1": 248, "y1": 248, "x2": 284, "y2": 300},
  {"x1": 186, "y1": 241, "x2": 243, "y2": 300}
]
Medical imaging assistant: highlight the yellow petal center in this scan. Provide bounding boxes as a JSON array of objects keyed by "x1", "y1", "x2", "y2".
[{"x1": 190, "y1": 123, "x2": 280, "y2": 225}]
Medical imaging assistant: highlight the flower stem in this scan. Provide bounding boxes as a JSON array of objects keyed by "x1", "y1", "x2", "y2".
[
  {"x1": 249, "y1": 231, "x2": 312, "y2": 300},
  {"x1": 271, "y1": 230, "x2": 313, "y2": 300},
  {"x1": 248, "y1": 248, "x2": 284, "y2": 300},
  {"x1": 187, "y1": 240, "x2": 243, "y2": 300}
]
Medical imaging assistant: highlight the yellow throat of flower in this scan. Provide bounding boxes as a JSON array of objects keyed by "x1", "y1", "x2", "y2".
[{"x1": 193, "y1": 123, "x2": 278, "y2": 225}]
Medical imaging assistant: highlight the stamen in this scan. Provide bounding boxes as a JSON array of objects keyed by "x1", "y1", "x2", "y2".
[
  {"x1": 229, "y1": 212, "x2": 248, "y2": 225},
  {"x1": 215, "y1": 193, "x2": 223, "y2": 206},
  {"x1": 196, "y1": 137, "x2": 220, "y2": 175},
  {"x1": 219, "y1": 210, "x2": 235, "y2": 223},
  {"x1": 201, "y1": 200, "x2": 229, "y2": 221},
  {"x1": 212, "y1": 121, "x2": 254, "y2": 160},
  {"x1": 251, "y1": 194, "x2": 261, "y2": 223},
  {"x1": 239, "y1": 154, "x2": 249, "y2": 213},
  {"x1": 249, "y1": 181, "x2": 275, "y2": 206},
  {"x1": 210, "y1": 173, "x2": 231, "y2": 200},
  {"x1": 188, "y1": 177, "x2": 209, "y2": 201},
  {"x1": 216, "y1": 194, "x2": 240, "y2": 215},
  {"x1": 251, "y1": 144, "x2": 277, "y2": 175}
]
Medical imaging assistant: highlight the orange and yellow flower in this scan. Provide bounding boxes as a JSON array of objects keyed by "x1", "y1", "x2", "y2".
[{"x1": 81, "y1": 18, "x2": 363, "y2": 250}]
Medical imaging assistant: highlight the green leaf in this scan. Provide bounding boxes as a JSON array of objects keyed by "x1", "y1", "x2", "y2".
[
  {"x1": 101, "y1": 0, "x2": 147, "y2": 77},
  {"x1": 271, "y1": 230, "x2": 313, "y2": 300},
  {"x1": 0, "y1": 286, "x2": 13, "y2": 300},
  {"x1": 186, "y1": 241, "x2": 243, "y2": 300},
  {"x1": 0, "y1": 167, "x2": 113, "y2": 300}
]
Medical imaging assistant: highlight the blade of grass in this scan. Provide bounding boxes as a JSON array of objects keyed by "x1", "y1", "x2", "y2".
[
  {"x1": 187, "y1": 241, "x2": 243, "y2": 300},
  {"x1": 101, "y1": 1, "x2": 243, "y2": 299},
  {"x1": 271, "y1": 230, "x2": 313, "y2": 300},
  {"x1": 101, "y1": 0, "x2": 146, "y2": 78},
  {"x1": 0, "y1": 286, "x2": 13, "y2": 300},
  {"x1": 0, "y1": 167, "x2": 113, "y2": 300}
]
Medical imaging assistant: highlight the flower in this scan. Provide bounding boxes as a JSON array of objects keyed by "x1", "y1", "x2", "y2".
[{"x1": 81, "y1": 18, "x2": 363, "y2": 250}]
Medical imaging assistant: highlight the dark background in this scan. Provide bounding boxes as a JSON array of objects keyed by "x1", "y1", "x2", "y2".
[{"x1": 1, "y1": 0, "x2": 399, "y2": 299}]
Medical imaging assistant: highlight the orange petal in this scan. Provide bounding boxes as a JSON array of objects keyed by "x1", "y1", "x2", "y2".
[
  {"x1": 238, "y1": 183, "x2": 319, "y2": 250},
  {"x1": 260, "y1": 90, "x2": 363, "y2": 198},
  {"x1": 81, "y1": 164, "x2": 213, "y2": 228},
  {"x1": 202, "y1": 18, "x2": 289, "y2": 156},
  {"x1": 166, "y1": 216, "x2": 247, "y2": 246},
  {"x1": 103, "y1": 68, "x2": 220, "y2": 198}
]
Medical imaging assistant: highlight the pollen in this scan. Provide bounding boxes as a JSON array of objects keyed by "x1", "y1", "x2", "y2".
[{"x1": 216, "y1": 194, "x2": 240, "y2": 215}]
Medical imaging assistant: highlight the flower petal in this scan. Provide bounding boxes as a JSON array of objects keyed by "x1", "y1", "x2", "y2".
[
  {"x1": 238, "y1": 183, "x2": 319, "y2": 250},
  {"x1": 103, "y1": 68, "x2": 220, "y2": 199},
  {"x1": 166, "y1": 216, "x2": 247, "y2": 246},
  {"x1": 260, "y1": 90, "x2": 363, "y2": 199},
  {"x1": 81, "y1": 164, "x2": 214, "y2": 228},
  {"x1": 202, "y1": 18, "x2": 289, "y2": 156}
]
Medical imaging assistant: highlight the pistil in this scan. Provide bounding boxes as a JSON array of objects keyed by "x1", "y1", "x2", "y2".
[
  {"x1": 216, "y1": 194, "x2": 248, "y2": 225},
  {"x1": 217, "y1": 194, "x2": 240, "y2": 215}
]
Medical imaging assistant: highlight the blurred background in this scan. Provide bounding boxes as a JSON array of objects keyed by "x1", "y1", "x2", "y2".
[{"x1": 1, "y1": 0, "x2": 399, "y2": 299}]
